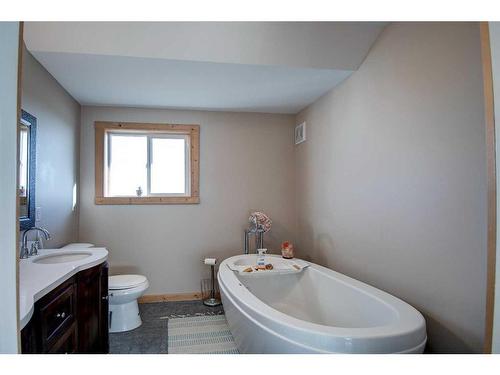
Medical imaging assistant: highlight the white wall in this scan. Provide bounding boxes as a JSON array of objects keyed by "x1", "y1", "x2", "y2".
[
  {"x1": 0, "y1": 22, "x2": 21, "y2": 353},
  {"x1": 489, "y1": 21, "x2": 500, "y2": 354},
  {"x1": 79, "y1": 106, "x2": 296, "y2": 294},
  {"x1": 21, "y1": 49, "x2": 81, "y2": 247},
  {"x1": 294, "y1": 22, "x2": 487, "y2": 353}
]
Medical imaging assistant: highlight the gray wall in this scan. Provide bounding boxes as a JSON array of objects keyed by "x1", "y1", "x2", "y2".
[
  {"x1": 22, "y1": 48, "x2": 81, "y2": 247},
  {"x1": 294, "y1": 22, "x2": 487, "y2": 353},
  {"x1": 79, "y1": 106, "x2": 296, "y2": 294}
]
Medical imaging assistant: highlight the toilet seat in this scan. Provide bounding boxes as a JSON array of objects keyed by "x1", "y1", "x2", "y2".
[
  {"x1": 109, "y1": 274, "x2": 148, "y2": 290},
  {"x1": 109, "y1": 281, "x2": 149, "y2": 297}
]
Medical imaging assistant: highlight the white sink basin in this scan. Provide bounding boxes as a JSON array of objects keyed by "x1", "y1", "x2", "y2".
[{"x1": 33, "y1": 251, "x2": 92, "y2": 264}]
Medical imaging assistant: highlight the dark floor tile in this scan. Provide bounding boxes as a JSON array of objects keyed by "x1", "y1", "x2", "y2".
[{"x1": 109, "y1": 300, "x2": 224, "y2": 354}]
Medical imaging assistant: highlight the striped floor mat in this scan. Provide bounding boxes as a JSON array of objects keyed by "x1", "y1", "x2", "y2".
[{"x1": 168, "y1": 314, "x2": 239, "y2": 354}]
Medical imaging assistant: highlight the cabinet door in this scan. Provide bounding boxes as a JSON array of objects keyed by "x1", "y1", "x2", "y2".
[
  {"x1": 22, "y1": 277, "x2": 77, "y2": 353},
  {"x1": 47, "y1": 322, "x2": 77, "y2": 354},
  {"x1": 38, "y1": 278, "x2": 77, "y2": 353},
  {"x1": 21, "y1": 319, "x2": 38, "y2": 353},
  {"x1": 100, "y1": 263, "x2": 109, "y2": 353},
  {"x1": 77, "y1": 263, "x2": 109, "y2": 353}
]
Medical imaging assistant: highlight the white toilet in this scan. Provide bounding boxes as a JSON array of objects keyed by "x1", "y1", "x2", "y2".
[
  {"x1": 108, "y1": 274, "x2": 149, "y2": 333},
  {"x1": 61, "y1": 243, "x2": 149, "y2": 332}
]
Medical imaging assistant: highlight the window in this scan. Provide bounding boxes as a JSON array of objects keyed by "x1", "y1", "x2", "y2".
[
  {"x1": 95, "y1": 121, "x2": 199, "y2": 204},
  {"x1": 106, "y1": 133, "x2": 188, "y2": 196}
]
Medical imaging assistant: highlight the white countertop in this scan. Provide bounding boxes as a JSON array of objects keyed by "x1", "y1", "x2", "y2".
[{"x1": 19, "y1": 248, "x2": 108, "y2": 329}]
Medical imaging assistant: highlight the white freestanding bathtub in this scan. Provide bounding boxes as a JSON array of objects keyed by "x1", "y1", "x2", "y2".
[{"x1": 218, "y1": 254, "x2": 427, "y2": 354}]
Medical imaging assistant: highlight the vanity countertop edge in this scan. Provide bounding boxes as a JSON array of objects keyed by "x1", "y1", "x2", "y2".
[{"x1": 19, "y1": 248, "x2": 109, "y2": 329}]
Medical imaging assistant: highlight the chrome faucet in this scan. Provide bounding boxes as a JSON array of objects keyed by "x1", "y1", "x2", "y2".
[
  {"x1": 244, "y1": 224, "x2": 265, "y2": 255},
  {"x1": 20, "y1": 227, "x2": 51, "y2": 259}
]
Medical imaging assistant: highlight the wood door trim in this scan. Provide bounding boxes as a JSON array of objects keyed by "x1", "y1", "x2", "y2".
[{"x1": 480, "y1": 21, "x2": 497, "y2": 354}]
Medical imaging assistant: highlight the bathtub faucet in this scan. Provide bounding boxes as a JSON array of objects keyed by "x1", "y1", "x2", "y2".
[
  {"x1": 244, "y1": 212, "x2": 270, "y2": 254},
  {"x1": 244, "y1": 227, "x2": 264, "y2": 254}
]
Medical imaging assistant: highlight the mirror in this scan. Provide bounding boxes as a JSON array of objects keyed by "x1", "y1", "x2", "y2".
[{"x1": 19, "y1": 109, "x2": 36, "y2": 230}]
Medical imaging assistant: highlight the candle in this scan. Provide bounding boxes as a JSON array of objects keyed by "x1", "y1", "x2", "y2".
[{"x1": 281, "y1": 241, "x2": 294, "y2": 259}]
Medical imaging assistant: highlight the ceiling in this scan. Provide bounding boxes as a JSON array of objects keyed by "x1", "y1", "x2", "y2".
[{"x1": 24, "y1": 22, "x2": 387, "y2": 114}]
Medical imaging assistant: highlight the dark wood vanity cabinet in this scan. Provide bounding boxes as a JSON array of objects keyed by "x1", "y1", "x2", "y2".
[
  {"x1": 77, "y1": 262, "x2": 109, "y2": 353},
  {"x1": 21, "y1": 262, "x2": 109, "y2": 354}
]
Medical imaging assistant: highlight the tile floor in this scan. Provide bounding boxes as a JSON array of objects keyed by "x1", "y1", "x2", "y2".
[{"x1": 109, "y1": 301, "x2": 224, "y2": 354}]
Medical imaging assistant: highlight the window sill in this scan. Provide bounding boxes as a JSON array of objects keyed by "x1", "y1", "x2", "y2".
[{"x1": 95, "y1": 196, "x2": 200, "y2": 205}]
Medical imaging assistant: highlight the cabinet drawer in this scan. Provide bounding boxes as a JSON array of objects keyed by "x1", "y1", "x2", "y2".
[{"x1": 38, "y1": 279, "x2": 77, "y2": 350}]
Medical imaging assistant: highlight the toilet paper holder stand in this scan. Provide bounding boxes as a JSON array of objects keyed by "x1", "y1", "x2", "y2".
[{"x1": 203, "y1": 258, "x2": 222, "y2": 307}]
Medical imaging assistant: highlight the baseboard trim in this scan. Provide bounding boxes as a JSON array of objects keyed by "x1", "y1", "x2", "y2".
[{"x1": 139, "y1": 292, "x2": 202, "y2": 303}]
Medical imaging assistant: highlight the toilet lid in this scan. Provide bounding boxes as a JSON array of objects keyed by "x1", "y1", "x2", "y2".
[{"x1": 109, "y1": 275, "x2": 147, "y2": 290}]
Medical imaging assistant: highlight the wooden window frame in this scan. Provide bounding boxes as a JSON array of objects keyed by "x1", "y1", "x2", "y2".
[{"x1": 94, "y1": 121, "x2": 200, "y2": 205}]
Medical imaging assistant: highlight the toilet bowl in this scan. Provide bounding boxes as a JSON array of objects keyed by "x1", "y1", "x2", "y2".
[{"x1": 108, "y1": 274, "x2": 149, "y2": 333}]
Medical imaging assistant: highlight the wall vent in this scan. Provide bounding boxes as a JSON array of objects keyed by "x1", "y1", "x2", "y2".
[{"x1": 295, "y1": 122, "x2": 306, "y2": 145}]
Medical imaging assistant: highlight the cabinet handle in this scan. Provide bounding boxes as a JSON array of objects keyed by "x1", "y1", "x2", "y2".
[
  {"x1": 102, "y1": 295, "x2": 109, "y2": 300},
  {"x1": 56, "y1": 312, "x2": 66, "y2": 319}
]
